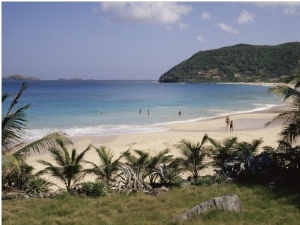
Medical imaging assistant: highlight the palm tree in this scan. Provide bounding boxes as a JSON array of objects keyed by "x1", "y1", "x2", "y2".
[
  {"x1": 235, "y1": 138, "x2": 263, "y2": 175},
  {"x1": 177, "y1": 134, "x2": 211, "y2": 181},
  {"x1": 115, "y1": 149, "x2": 151, "y2": 192},
  {"x1": 159, "y1": 157, "x2": 183, "y2": 186},
  {"x1": 2, "y1": 82, "x2": 30, "y2": 154},
  {"x1": 276, "y1": 140, "x2": 300, "y2": 172},
  {"x1": 123, "y1": 149, "x2": 150, "y2": 180},
  {"x1": 144, "y1": 149, "x2": 174, "y2": 185},
  {"x1": 266, "y1": 63, "x2": 300, "y2": 145},
  {"x1": 208, "y1": 136, "x2": 238, "y2": 170},
  {"x1": 2, "y1": 82, "x2": 72, "y2": 189},
  {"x1": 84, "y1": 146, "x2": 128, "y2": 187},
  {"x1": 37, "y1": 140, "x2": 91, "y2": 192}
]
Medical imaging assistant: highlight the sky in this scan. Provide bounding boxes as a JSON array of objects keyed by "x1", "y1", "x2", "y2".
[{"x1": 2, "y1": 1, "x2": 300, "y2": 80}]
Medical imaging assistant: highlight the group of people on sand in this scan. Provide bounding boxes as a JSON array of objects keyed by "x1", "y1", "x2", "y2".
[{"x1": 225, "y1": 116, "x2": 233, "y2": 132}]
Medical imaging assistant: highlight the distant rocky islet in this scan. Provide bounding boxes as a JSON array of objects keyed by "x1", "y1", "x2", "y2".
[{"x1": 2, "y1": 74, "x2": 85, "y2": 81}]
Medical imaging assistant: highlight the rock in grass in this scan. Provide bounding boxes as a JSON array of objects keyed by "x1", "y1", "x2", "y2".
[{"x1": 173, "y1": 194, "x2": 242, "y2": 222}]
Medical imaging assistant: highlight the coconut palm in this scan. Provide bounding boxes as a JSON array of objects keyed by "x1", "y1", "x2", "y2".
[
  {"x1": 266, "y1": 63, "x2": 300, "y2": 145},
  {"x1": 2, "y1": 82, "x2": 72, "y2": 189},
  {"x1": 123, "y1": 149, "x2": 150, "y2": 180},
  {"x1": 123, "y1": 149, "x2": 175, "y2": 185},
  {"x1": 37, "y1": 140, "x2": 91, "y2": 192},
  {"x1": 177, "y1": 134, "x2": 211, "y2": 181},
  {"x1": 2, "y1": 82, "x2": 30, "y2": 154},
  {"x1": 276, "y1": 140, "x2": 300, "y2": 172},
  {"x1": 208, "y1": 136, "x2": 238, "y2": 170},
  {"x1": 235, "y1": 138, "x2": 263, "y2": 175},
  {"x1": 84, "y1": 146, "x2": 128, "y2": 187},
  {"x1": 114, "y1": 149, "x2": 151, "y2": 192},
  {"x1": 159, "y1": 157, "x2": 183, "y2": 186}
]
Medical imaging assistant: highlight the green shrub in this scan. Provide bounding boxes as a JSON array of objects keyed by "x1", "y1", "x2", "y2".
[
  {"x1": 214, "y1": 174, "x2": 230, "y2": 184},
  {"x1": 25, "y1": 176, "x2": 51, "y2": 194},
  {"x1": 79, "y1": 181, "x2": 108, "y2": 197},
  {"x1": 192, "y1": 175, "x2": 214, "y2": 186}
]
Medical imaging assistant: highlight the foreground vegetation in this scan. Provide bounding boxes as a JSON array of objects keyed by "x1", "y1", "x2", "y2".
[{"x1": 2, "y1": 182, "x2": 300, "y2": 225}]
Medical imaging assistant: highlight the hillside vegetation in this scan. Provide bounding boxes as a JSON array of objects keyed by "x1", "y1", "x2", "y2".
[
  {"x1": 2, "y1": 74, "x2": 40, "y2": 81},
  {"x1": 159, "y1": 42, "x2": 300, "y2": 83}
]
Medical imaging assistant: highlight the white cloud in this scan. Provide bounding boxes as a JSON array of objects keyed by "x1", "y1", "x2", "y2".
[
  {"x1": 201, "y1": 12, "x2": 211, "y2": 20},
  {"x1": 216, "y1": 23, "x2": 239, "y2": 34},
  {"x1": 100, "y1": 2, "x2": 192, "y2": 25},
  {"x1": 254, "y1": 2, "x2": 300, "y2": 15},
  {"x1": 237, "y1": 10, "x2": 255, "y2": 24},
  {"x1": 195, "y1": 35, "x2": 205, "y2": 42}
]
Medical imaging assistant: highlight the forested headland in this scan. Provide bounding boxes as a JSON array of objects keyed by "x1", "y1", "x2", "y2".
[{"x1": 159, "y1": 42, "x2": 300, "y2": 83}]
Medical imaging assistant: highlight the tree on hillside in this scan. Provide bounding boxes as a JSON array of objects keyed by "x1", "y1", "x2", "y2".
[
  {"x1": 37, "y1": 141, "x2": 91, "y2": 192},
  {"x1": 2, "y1": 82, "x2": 72, "y2": 190}
]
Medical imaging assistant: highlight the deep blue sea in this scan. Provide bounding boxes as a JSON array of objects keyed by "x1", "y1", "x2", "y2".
[{"x1": 2, "y1": 80, "x2": 282, "y2": 141}]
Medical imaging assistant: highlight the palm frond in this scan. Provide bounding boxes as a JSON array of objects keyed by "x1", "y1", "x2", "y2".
[
  {"x1": 48, "y1": 148, "x2": 66, "y2": 167},
  {"x1": 269, "y1": 85, "x2": 300, "y2": 101},
  {"x1": 6, "y1": 82, "x2": 29, "y2": 115},
  {"x1": 2, "y1": 93, "x2": 10, "y2": 103},
  {"x1": 13, "y1": 132, "x2": 72, "y2": 158},
  {"x1": 279, "y1": 119, "x2": 300, "y2": 144},
  {"x1": 75, "y1": 144, "x2": 92, "y2": 164},
  {"x1": 2, "y1": 154, "x2": 21, "y2": 174},
  {"x1": 265, "y1": 111, "x2": 298, "y2": 127},
  {"x1": 199, "y1": 133, "x2": 209, "y2": 147},
  {"x1": 2, "y1": 105, "x2": 30, "y2": 152}
]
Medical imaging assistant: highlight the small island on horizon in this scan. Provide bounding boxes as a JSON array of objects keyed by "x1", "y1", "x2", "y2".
[
  {"x1": 2, "y1": 74, "x2": 88, "y2": 81},
  {"x1": 2, "y1": 74, "x2": 40, "y2": 81}
]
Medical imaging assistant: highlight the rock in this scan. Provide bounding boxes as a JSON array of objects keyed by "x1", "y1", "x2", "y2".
[
  {"x1": 2, "y1": 190, "x2": 26, "y2": 200},
  {"x1": 23, "y1": 195, "x2": 30, "y2": 199},
  {"x1": 174, "y1": 194, "x2": 242, "y2": 222},
  {"x1": 38, "y1": 193, "x2": 44, "y2": 198},
  {"x1": 153, "y1": 186, "x2": 169, "y2": 196}
]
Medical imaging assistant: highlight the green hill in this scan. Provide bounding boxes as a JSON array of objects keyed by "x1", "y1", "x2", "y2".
[
  {"x1": 159, "y1": 42, "x2": 300, "y2": 83},
  {"x1": 3, "y1": 74, "x2": 40, "y2": 81}
]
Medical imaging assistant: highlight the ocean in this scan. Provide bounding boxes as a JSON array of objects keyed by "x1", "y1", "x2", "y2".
[{"x1": 2, "y1": 80, "x2": 282, "y2": 141}]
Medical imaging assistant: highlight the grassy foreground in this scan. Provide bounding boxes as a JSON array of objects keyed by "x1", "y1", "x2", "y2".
[{"x1": 2, "y1": 183, "x2": 300, "y2": 225}]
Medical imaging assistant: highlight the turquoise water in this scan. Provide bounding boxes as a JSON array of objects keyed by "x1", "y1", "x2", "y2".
[{"x1": 2, "y1": 80, "x2": 281, "y2": 140}]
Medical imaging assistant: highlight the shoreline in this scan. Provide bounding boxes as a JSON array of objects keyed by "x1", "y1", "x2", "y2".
[
  {"x1": 25, "y1": 104, "x2": 285, "y2": 188},
  {"x1": 24, "y1": 102, "x2": 287, "y2": 141}
]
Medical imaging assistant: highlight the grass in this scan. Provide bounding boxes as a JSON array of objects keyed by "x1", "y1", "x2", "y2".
[{"x1": 2, "y1": 183, "x2": 300, "y2": 225}]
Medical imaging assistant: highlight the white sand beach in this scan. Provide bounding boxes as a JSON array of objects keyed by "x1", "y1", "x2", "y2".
[{"x1": 26, "y1": 105, "x2": 287, "y2": 180}]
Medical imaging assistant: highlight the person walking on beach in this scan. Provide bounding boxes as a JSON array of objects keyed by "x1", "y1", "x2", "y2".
[
  {"x1": 225, "y1": 116, "x2": 230, "y2": 128},
  {"x1": 230, "y1": 120, "x2": 233, "y2": 132}
]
